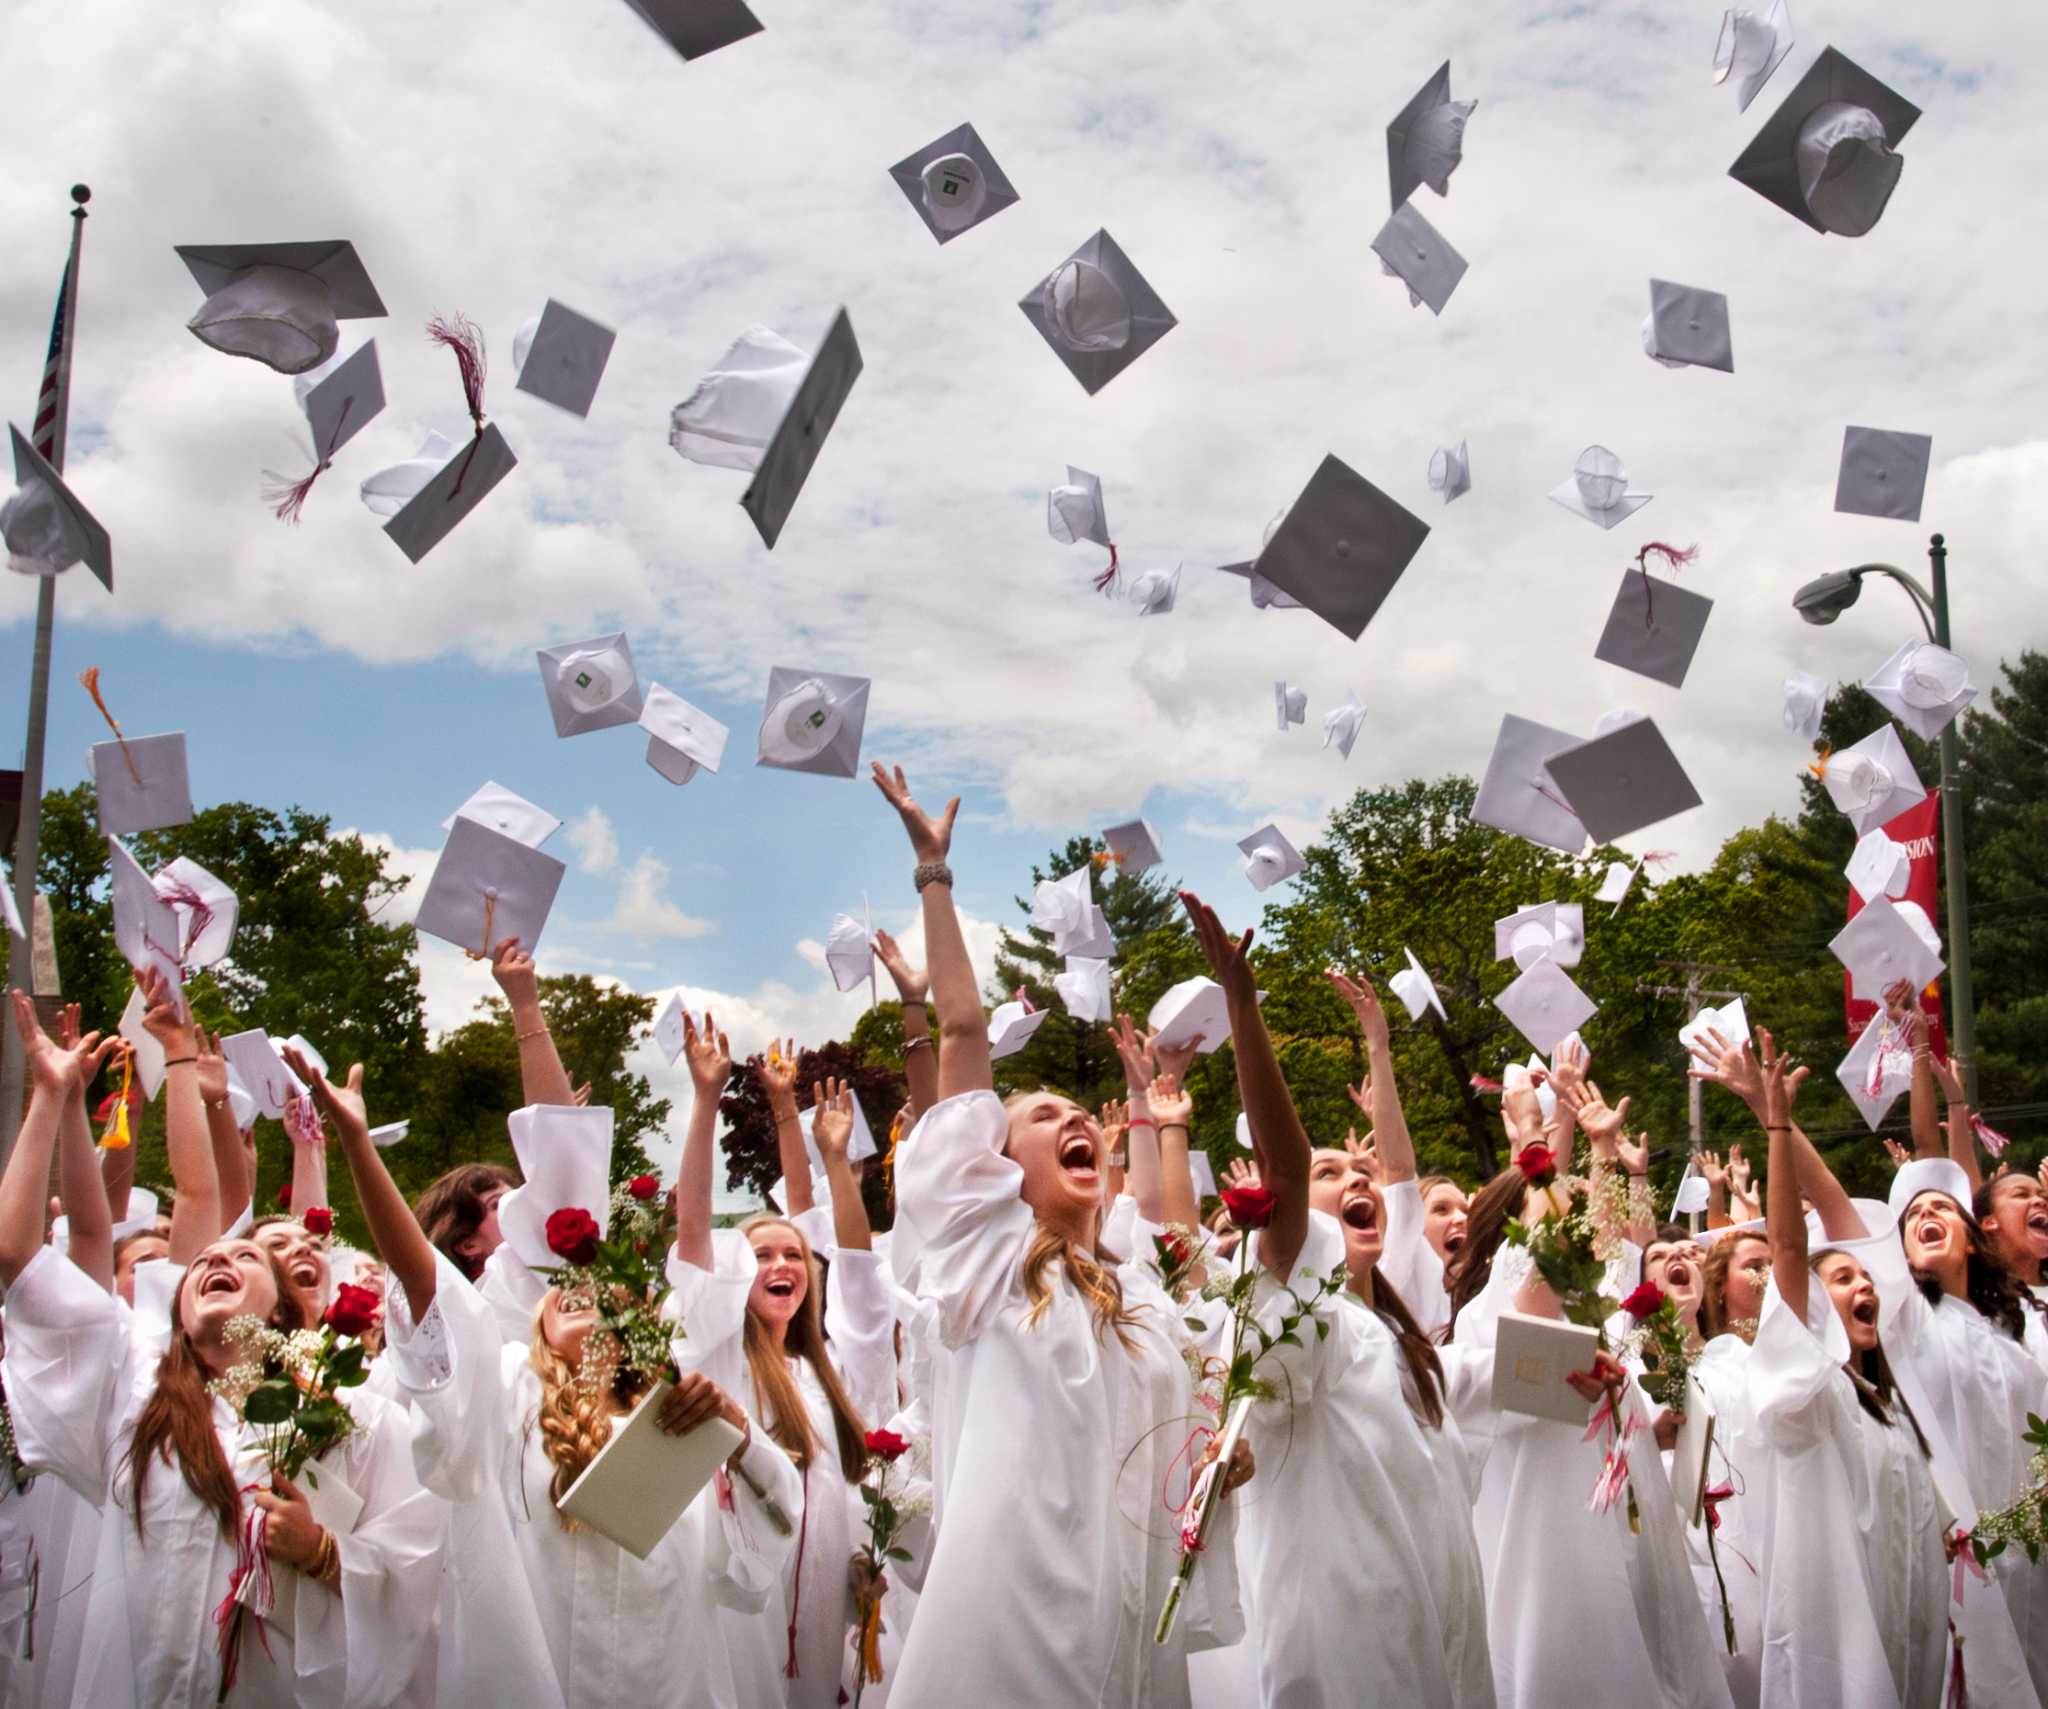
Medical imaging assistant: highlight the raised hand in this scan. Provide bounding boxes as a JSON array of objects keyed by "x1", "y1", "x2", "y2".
[
  {"x1": 1097, "y1": 1099, "x2": 1129, "y2": 1156},
  {"x1": 682, "y1": 1010, "x2": 731, "y2": 1097},
  {"x1": 1687, "y1": 1026, "x2": 1765, "y2": 1111},
  {"x1": 1757, "y1": 1028, "x2": 1796, "y2": 1136},
  {"x1": 753, "y1": 1039, "x2": 801, "y2": 1104},
  {"x1": 1110, "y1": 1014, "x2": 1155, "y2": 1090},
  {"x1": 1929, "y1": 1048, "x2": 1966, "y2": 1105},
  {"x1": 1693, "y1": 1149, "x2": 1727, "y2": 1190},
  {"x1": 872, "y1": 928, "x2": 928, "y2": 1004},
  {"x1": 1549, "y1": 1036, "x2": 1590, "y2": 1102},
  {"x1": 1616, "y1": 1129, "x2": 1650, "y2": 1177},
  {"x1": 1346, "y1": 1076, "x2": 1373, "y2": 1117},
  {"x1": 1180, "y1": 891, "x2": 1255, "y2": 1006},
  {"x1": 1148, "y1": 1070, "x2": 1194, "y2": 1128},
  {"x1": 572, "y1": 1082, "x2": 593, "y2": 1108},
  {"x1": 811, "y1": 1078, "x2": 857, "y2": 1163},
  {"x1": 10, "y1": 989, "x2": 114, "y2": 1098},
  {"x1": 1221, "y1": 1157, "x2": 1262, "y2": 1195},
  {"x1": 1344, "y1": 1132, "x2": 1382, "y2": 1184},
  {"x1": 194, "y1": 1029, "x2": 231, "y2": 1105},
  {"x1": 870, "y1": 763, "x2": 958, "y2": 864},
  {"x1": 1559, "y1": 1079, "x2": 1632, "y2": 1150},
  {"x1": 489, "y1": 937, "x2": 541, "y2": 1008},
  {"x1": 1726, "y1": 1142, "x2": 1753, "y2": 1196},
  {"x1": 1325, "y1": 968, "x2": 1391, "y2": 1054},
  {"x1": 1881, "y1": 1136, "x2": 1912, "y2": 1168},
  {"x1": 1153, "y1": 1025, "x2": 1204, "y2": 1086},
  {"x1": 133, "y1": 966, "x2": 192, "y2": 1055},
  {"x1": 281, "y1": 1045, "x2": 368, "y2": 1149}
]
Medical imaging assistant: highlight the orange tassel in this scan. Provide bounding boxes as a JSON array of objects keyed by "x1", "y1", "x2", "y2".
[
  {"x1": 100, "y1": 1053, "x2": 134, "y2": 1150},
  {"x1": 466, "y1": 892, "x2": 496, "y2": 962},
  {"x1": 78, "y1": 668, "x2": 143, "y2": 786},
  {"x1": 1806, "y1": 744, "x2": 1833, "y2": 783},
  {"x1": 858, "y1": 1594, "x2": 885, "y2": 1685}
]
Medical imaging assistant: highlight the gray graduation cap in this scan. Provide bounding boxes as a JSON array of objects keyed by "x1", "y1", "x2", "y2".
[
  {"x1": 1019, "y1": 229, "x2": 1177, "y2": 396},
  {"x1": 1473, "y1": 715, "x2": 1587, "y2": 854},
  {"x1": 1641, "y1": 280, "x2": 1733, "y2": 373},
  {"x1": 1386, "y1": 60, "x2": 1476, "y2": 209},
  {"x1": 175, "y1": 241, "x2": 386, "y2": 376},
  {"x1": 1728, "y1": 46, "x2": 1920, "y2": 236},
  {"x1": 298, "y1": 341, "x2": 384, "y2": 464},
  {"x1": 1834, "y1": 426, "x2": 1932, "y2": 522},
  {"x1": 1101, "y1": 818, "x2": 1163, "y2": 871},
  {"x1": 740, "y1": 308, "x2": 862, "y2": 549},
  {"x1": 1544, "y1": 717, "x2": 1703, "y2": 843},
  {"x1": 1371, "y1": 203, "x2": 1467, "y2": 316},
  {"x1": 416, "y1": 816, "x2": 566, "y2": 958},
  {"x1": 5, "y1": 424, "x2": 111, "y2": 590},
  {"x1": 92, "y1": 733, "x2": 192, "y2": 838},
  {"x1": 889, "y1": 122, "x2": 1020, "y2": 244},
  {"x1": 1593, "y1": 568, "x2": 1715, "y2": 689},
  {"x1": 756, "y1": 666, "x2": 871, "y2": 778},
  {"x1": 537, "y1": 633, "x2": 644, "y2": 737},
  {"x1": 383, "y1": 425, "x2": 518, "y2": 563},
  {"x1": 618, "y1": 0, "x2": 762, "y2": 58},
  {"x1": 1250, "y1": 454, "x2": 1429, "y2": 642},
  {"x1": 514, "y1": 301, "x2": 616, "y2": 418}
]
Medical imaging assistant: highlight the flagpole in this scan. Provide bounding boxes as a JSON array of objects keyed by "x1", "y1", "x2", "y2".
[{"x1": 0, "y1": 184, "x2": 90, "y2": 1164}]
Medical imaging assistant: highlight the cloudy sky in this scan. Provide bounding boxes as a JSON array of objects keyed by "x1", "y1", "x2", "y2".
[{"x1": 5, "y1": 0, "x2": 2045, "y2": 1180}]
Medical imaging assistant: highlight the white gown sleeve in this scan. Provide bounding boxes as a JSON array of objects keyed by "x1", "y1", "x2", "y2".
[
  {"x1": 1377, "y1": 1178, "x2": 1451, "y2": 1335},
  {"x1": 893, "y1": 1092, "x2": 1036, "y2": 1350},
  {"x1": 0, "y1": 1246, "x2": 135, "y2": 1503},
  {"x1": 380, "y1": 1251, "x2": 516, "y2": 1504},
  {"x1": 825, "y1": 1248, "x2": 901, "y2": 1425}
]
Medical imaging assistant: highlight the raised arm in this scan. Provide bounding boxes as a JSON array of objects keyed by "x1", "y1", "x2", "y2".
[
  {"x1": 1147, "y1": 1069, "x2": 1204, "y2": 1237},
  {"x1": 1327, "y1": 970, "x2": 1415, "y2": 1185},
  {"x1": 1691, "y1": 1026, "x2": 1860, "y2": 1241},
  {"x1": 811, "y1": 1078, "x2": 874, "y2": 1253},
  {"x1": 193, "y1": 1029, "x2": 250, "y2": 1221},
  {"x1": 874, "y1": 929, "x2": 938, "y2": 1119},
  {"x1": 1926, "y1": 1045, "x2": 1982, "y2": 1192},
  {"x1": 871, "y1": 764, "x2": 988, "y2": 1099},
  {"x1": 53, "y1": 1004, "x2": 119, "y2": 1289},
  {"x1": 1, "y1": 993, "x2": 106, "y2": 1287},
  {"x1": 754, "y1": 1042, "x2": 810, "y2": 1214},
  {"x1": 1760, "y1": 1030, "x2": 1808, "y2": 1320},
  {"x1": 1893, "y1": 984, "x2": 1945, "y2": 1162},
  {"x1": 1110, "y1": 1016, "x2": 1166, "y2": 1222},
  {"x1": 288, "y1": 1093, "x2": 331, "y2": 1218},
  {"x1": 672, "y1": 1009, "x2": 729, "y2": 1272},
  {"x1": 492, "y1": 937, "x2": 574, "y2": 1109},
  {"x1": 1182, "y1": 892, "x2": 1309, "y2": 1276},
  {"x1": 287, "y1": 1044, "x2": 437, "y2": 1318},
  {"x1": 133, "y1": 968, "x2": 221, "y2": 1262}
]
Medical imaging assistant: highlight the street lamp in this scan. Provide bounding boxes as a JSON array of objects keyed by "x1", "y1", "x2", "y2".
[{"x1": 1791, "y1": 533, "x2": 1977, "y2": 1103}]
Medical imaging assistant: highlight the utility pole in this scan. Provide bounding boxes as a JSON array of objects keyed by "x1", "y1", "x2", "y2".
[{"x1": 1638, "y1": 960, "x2": 1744, "y2": 1159}]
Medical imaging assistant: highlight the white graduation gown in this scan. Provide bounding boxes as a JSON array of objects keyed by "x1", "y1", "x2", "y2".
[
  {"x1": 381, "y1": 1248, "x2": 802, "y2": 1709},
  {"x1": 889, "y1": 1091, "x2": 1241, "y2": 1709},
  {"x1": 1236, "y1": 1209, "x2": 1493, "y2": 1708},
  {"x1": 1381, "y1": 1177, "x2": 1454, "y2": 1339},
  {"x1": 1680, "y1": 1333, "x2": 1763, "y2": 1709},
  {"x1": 0, "y1": 1246, "x2": 444, "y2": 1709},
  {"x1": 1438, "y1": 1241, "x2": 1734, "y2": 1709}
]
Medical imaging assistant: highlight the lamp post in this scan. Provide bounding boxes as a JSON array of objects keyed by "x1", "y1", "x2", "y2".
[{"x1": 1791, "y1": 532, "x2": 1977, "y2": 1104}]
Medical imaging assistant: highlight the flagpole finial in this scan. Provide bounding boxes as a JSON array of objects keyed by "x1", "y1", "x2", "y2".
[{"x1": 70, "y1": 184, "x2": 90, "y2": 207}]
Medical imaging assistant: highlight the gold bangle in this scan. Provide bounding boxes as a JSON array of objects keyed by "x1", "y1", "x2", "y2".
[{"x1": 514, "y1": 1026, "x2": 548, "y2": 1043}]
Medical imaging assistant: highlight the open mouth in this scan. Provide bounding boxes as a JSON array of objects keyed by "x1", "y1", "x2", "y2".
[
  {"x1": 763, "y1": 1276, "x2": 798, "y2": 1299},
  {"x1": 1058, "y1": 1133, "x2": 1098, "y2": 1178},
  {"x1": 289, "y1": 1260, "x2": 322, "y2": 1287},
  {"x1": 1914, "y1": 1219, "x2": 1947, "y2": 1251},
  {"x1": 2025, "y1": 1206, "x2": 2048, "y2": 1236},
  {"x1": 1664, "y1": 1262, "x2": 1693, "y2": 1290},
  {"x1": 1442, "y1": 1230, "x2": 1466, "y2": 1256},
  {"x1": 1340, "y1": 1193, "x2": 1378, "y2": 1233},
  {"x1": 198, "y1": 1268, "x2": 239, "y2": 1298},
  {"x1": 1851, "y1": 1297, "x2": 1879, "y2": 1327}
]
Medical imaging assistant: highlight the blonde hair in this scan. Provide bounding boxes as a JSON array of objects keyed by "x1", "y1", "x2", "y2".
[
  {"x1": 1001, "y1": 1092, "x2": 1143, "y2": 1350},
  {"x1": 737, "y1": 1216, "x2": 869, "y2": 1482},
  {"x1": 529, "y1": 1300, "x2": 621, "y2": 1528}
]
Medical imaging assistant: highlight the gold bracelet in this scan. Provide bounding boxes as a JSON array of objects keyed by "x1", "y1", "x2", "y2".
[
  {"x1": 902, "y1": 1035, "x2": 933, "y2": 1054},
  {"x1": 514, "y1": 1025, "x2": 548, "y2": 1043}
]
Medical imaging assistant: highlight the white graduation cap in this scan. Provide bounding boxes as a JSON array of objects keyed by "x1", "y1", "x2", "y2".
[
  {"x1": 889, "y1": 122, "x2": 1020, "y2": 244},
  {"x1": 1594, "y1": 859, "x2": 1637, "y2": 906},
  {"x1": 1054, "y1": 957, "x2": 1112, "y2": 1024},
  {"x1": 512, "y1": 300, "x2": 616, "y2": 418},
  {"x1": 1148, "y1": 977, "x2": 1258, "y2": 1056},
  {"x1": 370, "y1": 1120, "x2": 409, "y2": 1149},
  {"x1": 987, "y1": 1000, "x2": 1050, "y2": 1060},
  {"x1": 221, "y1": 1029, "x2": 304, "y2": 1120},
  {"x1": 1495, "y1": 957, "x2": 1597, "y2": 1057},
  {"x1": 1845, "y1": 828, "x2": 1912, "y2": 906},
  {"x1": 1639, "y1": 280, "x2": 1734, "y2": 374},
  {"x1": 1233, "y1": 1110, "x2": 1254, "y2": 1152},
  {"x1": 225, "y1": 1062, "x2": 259, "y2": 1132},
  {"x1": 5, "y1": 425, "x2": 112, "y2": 588},
  {"x1": 797, "y1": 1094, "x2": 880, "y2": 1167},
  {"x1": 1863, "y1": 640, "x2": 1974, "y2": 741},
  {"x1": 1061, "y1": 904, "x2": 1115, "y2": 961},
  {"x1": 1729, "y1": 47, "x2": 1920, "y2": 237},
  {"x1": 1322, "y1": 691, "x2": 1366, "y2": 760},
  {"x1": 618, "y1": 0, "x2": 763, "y2": 60},
  {"x1": 538, "y1": 633, "x2": 644, "y2": 739},
  {"x1": 274, "y1": 341, "x2": 385, "y2": 522},
  {"x1": 415, "y1": 817, "x2": 566, "y2": 958},
  {"x1": 1189, "y1": 1149, "x2": 1218, "y2": 1200},
  {"x1": 175, "y1": 241, "x2": 385, "y2": 376},
  {"x1": 825, "y1": 906, "x2": 875, "y2": 998},
  {"x1": 1019, "y1": 229, "x2": 1178, "y2": 395},
  {"x1": 1678, "y1": 997, "x2": 1750, "y2": 1060},
  {"x1": 1238, "y1": 825, "x2": 1304, "y2": 893},
  {"x1": 1472, "y1": 715, "x2": 1588, "y2": 855},
  {"x1": 756, "y1": 667, "x2": 870, "y2": 778},
  {"x1": 284, "y1": 1033, "x2": 329, "y2": 1081},
  {"x1": 1127, "y1": 565, "x2": 1180, "y2": 616},
  {"x1": 1672, "y1": 1160, "x2": 1712, "y2": 1218},
  {"x1": 360, "y1": 431, "x2": 455, "y2": 516},
  {"x1": 0, "y1": 862, "x2": 21, "y2": 940},
  {"x1": 375, "y1": 423, "x2": 517, "y2": 564},
  {"x1": 1837, "y1": 1014, "x2": 1911, "y2": 1130},
  {"x1": 1101, "y1": 819, "x2": 1163, "y2": 872},
  {"x1": 1503, "y1": 1058, "x2": 1558, "y2": 1124},
  {"x1": 1386, "y1": 60, "x2": 1476, "y2": 207},
  {"x1": 441, "y1": 781, "x2": 561, "y2": 849},
  {"x1": 1835, "y1": 426, "x2": 1932, "y2": 524},
  {"x1": 1427, "y1": 441, "x2": 1470, "y2": 504},
  {"x1": 1829, "y1": 896, "x2": 1943, "y2": 1005},
  {"x1": 1048, "y1": 466, "x2": 1110, "y2": 549},
  {"x1": 640, "y1": 684, "x2": 729, "y2": 787},
  {"x1": 1494, "y1": 901, "x2": 1584, "y2": 971},
  {"x1": 107, "y1": 837, "x2": 185, "y2": 1002},
  {"x1": 1371, "y1": 202, "x2": 1467, "y2": 315},
  {"x1": 1389, "y1": 947, "x2": 1446, "y2": 1023},
  {"x1": 1548, "y1": 445, "x2": 1651, "y2": 529},
  {"x1": 1030, "y1": 867, "x2": 1092, "y2": 943},
  {"x1": 1275, "y1": 682, "x2": 1308, "y2": 730},
  {"x1": 151, "y1": 856, "x2": 238, "y2": 969},
  {"x1": 653, "y1": 993, "x2": 687, "y2": 1064},
  {"x1": 91, "y1": 731, "x2": 192, "y2": 839},
  {"x1": 1815, "y1": 724, "x2": 1926, "y2": 835},
  {"x1": 1888, "y1": 1156, "x2": 1973, "y2": 1222},
  {"x1": 1712, "y1": 3, "x2": 1794, "y2": 112},
  {"x1": 501, "y1": 1105, "x2": 616, "y2": 1261},
  {"x1": 1782, "y1": 670, "x2": 1827, "y2": 740}
]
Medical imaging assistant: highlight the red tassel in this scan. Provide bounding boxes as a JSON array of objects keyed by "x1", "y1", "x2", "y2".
[
  {"x1": 1632, "y1": 541, "x2": 1699, "y2": 628},
  {"x1": 783, "y1": 1468, "x2": 810, "y2": 1679},
  {"x1": 260, "y1": 394, "x2": 356, "y2": 526},
  {"x1": 427, "y1": 314, "x2": 488, "y2": 435},
  {"x1": 1092, "y1": 542, "x2": 1120, "y2": 595},
  {"x1": 1948, "y1": 1618, "x2": 1967, "y2": 1709}
]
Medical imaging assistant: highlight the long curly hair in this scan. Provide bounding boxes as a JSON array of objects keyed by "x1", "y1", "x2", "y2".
[
  {"x1": 529, "y1": 1303, "x2": 648, "y2": 1525},
  {"x1": 738, "y1": 1216, "x2": 869, "y2": 1483},
  {"x1": 125, "y1": 1247, "x2": 312, "y2": 1543},
  {"x1": 1001, "y1": 1092, "x2": 1144, "y2": 1351}
]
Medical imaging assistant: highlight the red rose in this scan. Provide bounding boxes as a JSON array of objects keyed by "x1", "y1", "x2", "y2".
[
  {"x1": 628, "y1": 1174, "x2": 660, "y2": 1201},
  {"x1": 1621, "y1": 1282, "x2": 1668, "y2": 1321},
  {"x1": 323, "y1": 1282, "x2": 381, "y2": 1339},
  {"x1": 863, "y1": 1429, "x2": 909, "y2": 1462},
  {"x1": 1514, "y1": 1144, "x2": 1557, "y2": 1187},
  {"x1": 1156, "y1": 1231, "x2": 1193, "y2": 1267},
  {"x1": 1220, "y1": 1185, "x2": 1276, "y2": 1230},
  {"x1": 275, "y1": 1182, "x2": 293, "y2": 1210},
  {"x1": 302, "y1": 1206, "x2": 334, "y2": 1237},
  {"x1": 545, "y1": 1206, "x2": 602, "y2": 1266}
]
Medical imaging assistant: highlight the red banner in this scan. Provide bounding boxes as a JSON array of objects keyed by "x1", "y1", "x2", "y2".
[{"x1": 1844, "y1": 789, "x2": 1947, "y2": 1053}]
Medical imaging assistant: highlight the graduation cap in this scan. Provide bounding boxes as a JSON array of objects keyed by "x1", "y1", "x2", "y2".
[
  {"x1": 756, "y1": 667, "x2": 870, "y2": 778},
  {"x1": 1713, "y1": 2, "x2": 1795, "y2": 111},
  {"x1": 1238, "y1": 824, "x2": 1304, "y2": 892},
  {"x1": 152, "y1": 855, "x2": 237, "y2": 968},
  {"x1": 1386, "y1": 60, "x2": 1475, "y2": 208},
  {"x1": 1728, "y1": 46, "x2": 1920, "y2": 236},
  {"x1": 1782, "y1": 670, "x2": 1826, "y2": 739},
  {"x1": 5, "y1": 424, "x2": 111, "y2": 589},
  {"x1": 1428, "y1": 441, "x2": 1470, "y2": 503},
  {"x1": 1049, "y1": 466, "x2": 1111, "y2": 549},
  {"x1": 443, "y1": 781, "x2": 562, "y2": 848},
  {"x1": 988, "y1": 1000, "x2": 1050, "y2": 1059},
  {"x1": 617, "y1": 0, "x2": 762, "y2": 58},
  {"x1": 1864, "y1": 639, "x2": 1973, "y2": 740},
  {"x1": 1592, "y1": 558, "x2": 1714, "y2": 689},
  {"x1": 1834, "y1": 426, "x2": 1932, "y2": 522},
  {"x1": 641, "y1": 684, "x2": 729, "y2": 785},
  {"x1": 1055, "y1": 957, "x2": 1112, "y2": 1024},
  {"x1": 1544, "y1": 717, "x2": 1703, "y2": 844},
  {"x1": 1678, "y1": 997, "x2": 1750, "y2": 1060},
  {"x1": 513, "y1": 300, "x2": 616, "y2": 417},
  {"x1": 654, "y1": 995, "x2": 687, "y2": 1064},
  {"x1": 1276, "y1": 682, "x2": 1308, "y2": 730},
  {"x1": 1323, "y1": 691, "x2": 1366, "y2": 760},
  {"x1": 825, "y1": 907, "x2": 875, "y2": 996},
  {"x1": 416, "y1": 816, "x2": 566, "y2": 958},
  {"x1": 1472, "y1": 715, "x2": 1587, "y2": 854},
  {"x1": 107, "y1": 837, "x2": 186, "y2": 1001},
  {"x1": 1127, "y1": 565, "x2": 1180, "y2": 616},
  {"x1": 1549, "y1": 446, "x2": 1651, "y2": 530},
  {"x1": 1389, "y1": 946, "x2": 1446, "y2": 1023},
  {"x1": 89, "y1": 725, "x2": 192, "y2": 840},
  {"x1": 265, "y1": 342, "x2": 387, "y2": 524},
  {"x1": 1100, "y1": 819, "x2": 1162, "y2": 871},
  {"x1": 1838, "y1": 1014, "x2": 1911, "y2": 1130},
  {"x1": 221, "y1": 1029, "x2": 303, "y2": 1120},
  {"x1": 176, "y1": 240, "x2": 385, "y2": 376},
  {"x1": 1829, "y1": 895, "x2": 1943, "y2": 1004},
  {"x1": 1019, "y1": 229, "x2": 1177, "y2": 395},
  {"x1": 1812, "y1": 723, "x2": 1925, "y2": 834},
  {"x1": 382, "y1": 426, "x2": 518, "y2": 563},
  {"x1": 741, "y1": 310, "x2": 861, "y2": 549},
  {"x1": 1845, "y1": 827, "x2": 1912, "y2": 905},
  {"x1": 538, "y1": 634, "x2": 645, "y2": 738},
  {"x1": 1148, "y1": 977, "x2": 1247, "y2": 1056},
  {"x1": 889, "y1": 122, "x2": 1020, "y2": 244},
  {"x1": 1494, "y1": 901, "x2": 1584, "y2": 970},
  {"x1": 1640, "y1": 280, "x2": 1734, "y2": 373},
  {"x1": 1495, "y1": 958, "x2": 1597, "y2": 1057},
  {"x1": 1371, "y1": 202, "x2": 1467, "y2": 315},
  {"x1": 1251, "y1": 454, "x2": 1429, "y2": 642}
]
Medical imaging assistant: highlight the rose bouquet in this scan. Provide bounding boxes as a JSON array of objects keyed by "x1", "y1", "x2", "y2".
[
  {"x1": 1617, "y1": 1282, "x2": 1696, "y2": 1413},
  {"x1": 1973, "y1": 1412, "x2": 2048, "y2": 1566},
  {"x1": 537, "y1": 1177, "x2": 684, "y2": 1400}
]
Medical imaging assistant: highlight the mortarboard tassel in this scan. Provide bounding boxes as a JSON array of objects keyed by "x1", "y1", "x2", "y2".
[
  {"x1": 78, "y1": 667, "x2": 144, "y2": 786},
  {"x1": 427, "y1": 313, "x2": 490, "y2": 495},
  {"x1": 1632, "y1": 541, "x2": 1698, "y2": 628},
  {"x1": 99, "y1": 1053, "x2": 135, "y2": 1150},
  {"x1": 1091, "y1": 542, "x2": 1120, "y2": 596},
  {"x1": 261, "y1": 395, "x2": 357, "y2": 525}
]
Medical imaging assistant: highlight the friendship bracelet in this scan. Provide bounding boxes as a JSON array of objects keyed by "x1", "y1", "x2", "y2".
[
  {"x1": 1126, "y1": 1117, "x2": 1157, "y2": 1133},
  {"x1": 163, "y1": 1055, "x2": 197, "y2": 1067},
  {"x1": 1763, "y1": 1124, "x2": 1792, "y2": 1132},
  {"x1": 902, "y1": 1035, "x2": 933, "y2": 1054},
  {"x1": 913, "y1": 861, "x2": 954, "y2": 892},
  {"x1": 514, "y1": 1026, "x2": 549, "y2": 1043}
]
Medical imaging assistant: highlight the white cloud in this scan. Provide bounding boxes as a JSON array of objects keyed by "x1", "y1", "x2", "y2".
[
  {"x1": 600, "y1": 851, "x2": 713, "y2": 940},
  {"x1": 564, "y1": 806, "x2": 619, "y2": 875}
]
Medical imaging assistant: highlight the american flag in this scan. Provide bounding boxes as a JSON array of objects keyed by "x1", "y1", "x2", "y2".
[{"x1": 34, "y1": 250, "x2": 78, "y2": 467}]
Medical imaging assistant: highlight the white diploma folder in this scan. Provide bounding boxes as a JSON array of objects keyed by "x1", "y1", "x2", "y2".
[
  {"x1": 556, "y1": 1381, "x2": 743, "y2": 1559},
  {"x1": 1674, "y1": 1376, "x2": 1716, "y2": 1527},
  {"x1": 1490, "y1": 1310, "x2": 1601, "y2": 1425}
]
